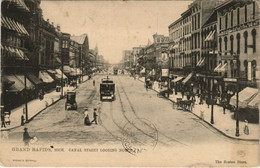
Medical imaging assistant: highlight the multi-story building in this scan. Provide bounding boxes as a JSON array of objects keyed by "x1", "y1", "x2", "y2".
[
  {"x1": 122, "y1": 50, "x2": 132, "y2": 70},
  {"x1": 71, "y1": 34, "x2": 89, "y2": 75},
  {"x1": 215, "y1": 0, "x2": 259, "y2": 88},
  {"x1": 1, "y1": 0, "x2": 35, "y2": 109},
  {"x1": 168, "y1": 8, "x2": 192, "y2": 76}
]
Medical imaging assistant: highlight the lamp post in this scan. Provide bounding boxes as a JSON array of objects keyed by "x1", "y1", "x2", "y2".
[
  {"x1": 60, "y1": 52, "x2": 64, "y2": 98},
  {"x1": 23, "y1": 52, "x2": 28, "y2": 122},
  {"x1": 235, "y1": 55, "x2": 239, "y2": 137}
]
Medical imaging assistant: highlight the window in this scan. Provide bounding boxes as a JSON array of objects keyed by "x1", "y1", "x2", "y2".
[
  {"x1": 245, "y1": 5, "x2": 247, "y2": 22},
  {"x1": 224, "y1": 36, "x2": 228, "y2": 55},
  {"x1": 237, "y1": 8, "x2": 240, "y2": 25},
  {"x1": 244, "y1": 60, "x2": 248, "y2": 79},
  {"x1": 219, "y1": 38, "x2": 222, "y2": 52},
  {"x1": 198, "y1": 13, "x2": 200, "y2": 28},
  {"x1": 236, "y1": 33, "x2": 240, "y2": 54},
  {"x1": 244, "y1": 31, "x2": 248, "y2": 53},
  {"x1": 230, "y1": 35, "x2": 234, "y2": 53},
  {"x1": 231, "y1": 10, "x2": 233, "y2": 27},
  {"x1": 219, "y1": 18, "x2": 222, "y2": 30},
  {"x1": 225, "y1": 14, "x2": 228, "y2": 29},
  {"x1": 252, "y1": 29, "x2": 256, "y2": 53},
  {"x1": 253, "y1": 1, "x2": 256, "y2": 19}
]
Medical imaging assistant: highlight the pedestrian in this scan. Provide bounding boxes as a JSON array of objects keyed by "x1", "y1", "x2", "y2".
[
  {"x1": 93, "y1": 80, "x2": 95, "y2": 86},
  {"x1": 23, "y1": 128, "x2": 32, "y2": 146},
  {"x1": 4, "y1": 112, "x2": 10, "y2": 125},
  {"x1": 84, "y1": 108, "x2": 91, "y2": 126},
  {"x1": 91, "y1": 108, "x2": 98, "y2": 125},
  {"x1": 1, "y1": 112, "x2": 6, "y2": 128},
  {"x1": 21, "y1": 115, "x2": 25, "y2": 126}
]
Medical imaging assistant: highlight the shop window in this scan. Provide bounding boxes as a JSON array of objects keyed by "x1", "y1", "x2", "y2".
[{"x1": 244, "y1": 31, "x2": 248, "y2": 53}]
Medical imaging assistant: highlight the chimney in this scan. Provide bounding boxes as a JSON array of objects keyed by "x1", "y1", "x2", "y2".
[{"x1": 57, "y1": 24, "x2": 61, "y2": 31}]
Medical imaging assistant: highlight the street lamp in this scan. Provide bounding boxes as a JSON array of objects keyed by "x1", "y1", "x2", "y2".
[
  {"x1": 234, "y1": 55, "x2": 239, "y2": 137},
  {"x1": 23, "y1": 51, "x2": 28, "y2": 122}
]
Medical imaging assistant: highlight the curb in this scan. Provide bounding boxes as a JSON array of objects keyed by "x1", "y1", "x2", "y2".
[
  {"x1": 137, "y1": 78, "x2": 259, "y2": 142},
  {"x1": 0, "y1": 82, "x2": 83, "y2": 132}
]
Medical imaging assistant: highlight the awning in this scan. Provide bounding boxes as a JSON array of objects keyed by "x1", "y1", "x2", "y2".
[
  {"x1": 2, "y1": 45, "x2": 29, "y2": 60},
  {"x1": 3, "y1": 0, "x2": 30, "y2": 12},
  {"x1": 1, "y1": 76, "x2": 15, "y2": 88},
  {"x1": 248, "y1": 93, "x2": 259, "y2": 109},
  {"x1": 214, "y1": 63, "x2": 222, "y2": 72},
  {"x1": 207, "y1": 30, "x2": 216, "y2": 42},
  {"x1": 55, "y1": 69, "x2": 68, "y2": 79},
  {"x1": 172, "y1": 44, "x2": 179, "y2": 50},
  {"x1": 230, "y1": 87, "x2": 259, "y2": 109},
  {"x1": 47, "y1": 69, "x2": 57, "y2": 74},
  {"x1": 14, "y1": 74, "x2": 35, "y2": 90},
  {"x1": 196, "y1": 57, "x2": 205, "y2": 67},
  {"x1": 63, "y1": 66, "x2": 71, "y2": 74},
  {"x1": 26, "y1": 73, "x2": 43, "y2": 85},
  {"x1": 39, "y1": 71, "x2": 54, "y2": 83},
  {"x1": 140, "y1": 68, "x2": 145, "y2": 73},
  {"x1": 205, "y1": 30, "x2": 216, "y2": 42},
  {"x1": 76, "y1": 68, "x2": 82, "y2": 75},
  {"x1": 172, "y1": 76, "x2": 183, "y2": 83},
  {"x1": 218, "y1": 63, "x2": 227, "y2": 72},
  {"x1": 182, "y1": 73, "x2": 193, "y2": 84},
  {"x1": 1, "y1": 16, "x2": 29, "y2": 35},
  {"x1": 70, "y1": 68, "x2": 77, "y2": 76},
  {"x1": 4, "y1": 74, "x2": 24, "y2": 92}
]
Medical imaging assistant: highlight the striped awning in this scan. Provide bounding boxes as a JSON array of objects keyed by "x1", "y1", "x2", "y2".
[
  {"x1": 1, "y1": 16, "x2": 29, "y2": 35},
  {"x1": 2, "y1": 0, "x2": 30, "y2": 12},
  {"x1": 196, "y1": 57, "x2": 205, "y2": 67},
  {"x1": 214, "y1": 63, "x2": 222, "y2": 72},
  {"x1": 172, "y1": 76, "x2": 183, "y2": 83},
  {"x1": 182, "y1": 73, "x2": 193, "y2": 84},
  {"x1": 205, "y1": 30, "x2": 216, "y2": 42},
  {"x1": 1, "y1": 45, "x2": 29, "y2": 60},
  {"x1": 39, "y1": 71, "x2": 54, "y2": 83}
]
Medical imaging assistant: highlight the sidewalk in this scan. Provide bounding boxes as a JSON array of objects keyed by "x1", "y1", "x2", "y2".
[
  {"x1": 138, "y1": 77, "x2": 259, "y2": 141},
  {"x1": 0, "y1": 75, "x2": 90, "y2": 131}
]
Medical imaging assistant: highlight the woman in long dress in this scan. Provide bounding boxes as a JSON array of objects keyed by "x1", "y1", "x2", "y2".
[{"x1": 84, "y1": 108, "x2": 91, "y2": 126}]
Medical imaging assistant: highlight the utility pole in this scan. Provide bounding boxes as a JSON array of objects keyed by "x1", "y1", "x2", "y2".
[{"x1": 61, "y1": 52, "x2": 64, "y2": 98}]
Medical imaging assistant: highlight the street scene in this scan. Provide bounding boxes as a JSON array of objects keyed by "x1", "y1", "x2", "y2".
[{"x1": 0, "y1": 0, "x2": 259, "y2": 167}]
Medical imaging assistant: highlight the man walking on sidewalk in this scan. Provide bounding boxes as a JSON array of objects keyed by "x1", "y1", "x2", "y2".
[
  {"x1": 91, "y1": 108, "x2": 98, "y2": 125},
  {"x1": 1, "y1": 112, "x2": 6, "y2": 128}
]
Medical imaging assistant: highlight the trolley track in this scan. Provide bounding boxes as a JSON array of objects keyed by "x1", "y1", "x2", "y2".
[{"x1": 117, "y1": 77, "x2": 188, "y2": 147}]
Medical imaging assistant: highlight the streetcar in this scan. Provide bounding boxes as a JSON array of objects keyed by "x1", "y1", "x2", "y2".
[{"x1": 100, "y1": 78, "x2": 115, "y2": 101}]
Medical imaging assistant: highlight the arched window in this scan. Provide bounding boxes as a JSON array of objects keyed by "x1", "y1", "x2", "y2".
[
  {"x1": 251, "y1": 29, "x2": 256, "y2": 53},
  {"x1": 225, "y1": 14, "x2": 228, "y2": 29},
  {"x1": 224, "y1": 36, "x2": 228, "y2": 55},
  {"x1": 245, "y1": 5, "x2": 247, "y2": 23},
  {"x1": 244, "y1": 60, "x2": 248, "y2": 79},
  {"x1": 244, "y1": 31, "x2": 248, "y2": 53},
  {"x1": 236, "y1": 33, "x2": 240, "y2": 54},
  {"x1": 231, "y1": 10, "x2": 233, "y2": 27},
  {"x1": 237, "y1": 8, "x2": 240, "y2": 25},
  {"x1": 219, "y1": 38, "x2": 222, "y2": 53},
  {"x1": 230, "y1": 35, "x2": 234, "y2": 53}
]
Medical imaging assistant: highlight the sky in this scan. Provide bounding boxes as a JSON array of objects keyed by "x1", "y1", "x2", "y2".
[{"x1": 40, "y1": 1, "x2": 192, "y2": 64}]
